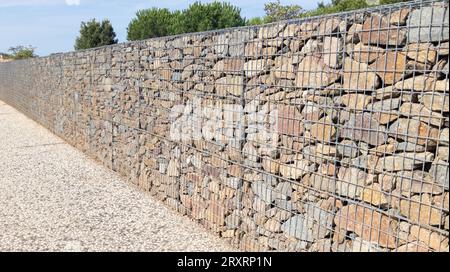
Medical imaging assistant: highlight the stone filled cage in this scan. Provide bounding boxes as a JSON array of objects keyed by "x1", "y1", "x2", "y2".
[{"x1": 0, "y1": 0, "x2": 449, "y2": 252}]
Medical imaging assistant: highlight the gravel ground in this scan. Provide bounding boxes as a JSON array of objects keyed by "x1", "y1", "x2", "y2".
[{"x1": 0, "y1": 100, "x2": 234, "y2": 252}]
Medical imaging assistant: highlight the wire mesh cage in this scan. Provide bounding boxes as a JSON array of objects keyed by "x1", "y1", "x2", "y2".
[{"x1": 0, "y1": 0, "x2": 449, "y2": 252}]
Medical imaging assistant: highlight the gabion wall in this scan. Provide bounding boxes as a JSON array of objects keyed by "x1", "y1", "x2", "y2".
[{"x1": 1, "y1": 0, "x2": 449, "y2": 252}]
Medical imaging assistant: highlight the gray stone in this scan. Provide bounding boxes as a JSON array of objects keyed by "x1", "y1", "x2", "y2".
[
  {"x1": 396, "y1": 142, "x2": 426, "y2": 152},
  {"x1": 336, "y1": 167, "x2": 370, "y2": 198},
  {"x1": 253, "y1": 197, "x2": 270, "y2": 213},
  {"x1": 281, "y1": 215, "x2": 314, "y2": 242},
  {"x1": 229, "y1": 30, "x2": 256, "y2": 57},
  {"x1": 303, "y1": 202, "x2": 334, "y2": 229},
  {"x1": 440, "y1": 128, "x2": 449, "y2": 146},
  {"x1": 429, "y1": 160, "x2": 449, "y2": 188},
  {"x1": 251, "y1": 180, "x2": 274, "y2": 203},
  {"x1": 274, "y1": 199, "x2": 293, "y2": 211},
  {"x1": 407, "y1": 6, "x2": 449, "y2": 43},
  {"x1": 275, "y1": 182, "x2": 292, "y2": 199},
  {"x1": 224, "y1": 177, "x2": 243, "y2": 189},
  {"x1": 367, "y1": 98, "x2": 401, "y2": 111},
  {"x1": 337, "y1": 140, "x2": 359, "y2": 158},
  {"x1": 341, "y1": 113, "x2": 388, "y2": 146},
  {"x1": 310, "y1": 173, "x2": 336, "y2": 193},
  {"x1": 389, "y1": 118, "x2": 439, "y2": 146},
  {"x1": 258, "y1": 23, "x2": 287, "y2": 39},
  {"x1": 225, "y1": 213, "x2": 240, "y2": 229},
  {"x1": 377, "y1": 152, "x2": 435, "y2": 171}
]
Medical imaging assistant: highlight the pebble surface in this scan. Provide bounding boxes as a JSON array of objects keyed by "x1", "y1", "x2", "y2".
[{"x1": 0, "y1": 101, "x2": 234, "y2": 252}]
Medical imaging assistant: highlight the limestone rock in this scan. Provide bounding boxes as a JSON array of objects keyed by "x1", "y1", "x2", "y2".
[
  {"x1": 336, "y1": 167, "x2": 371, "y2": 198},
  {"x1": 252, "y1": 180, "x2": 274, "y2": 203},
  {"x1": 343, "y1": 58, "x2": 380, "y2": 91},
  {"x1": 309, "y1": 173, "x2": 336, "y2": 193},
  {"x1": 369, "y1": 52, "x2": 408, "y2": 85},
  {"x1": 347, "y1": 43, "x2": 384, "y2": 64},
  {"x1": 317, "y1": 17, "x2": 340, "y2": 35},
  {"x1": 400, "y1": 194, "x2": 442, "y2": 226},
  {"x1": 345, "y1": 23, "x2": 362, "y2": 43},
  {"x1": 339, "y1": 93, "x2": 372, "y2": 111},
  {"x1": 396, "y1": 171, "x2": 444, "y2": 195},
  {"x1": 323, "y1": 37, "x2": 342, "y2": 68},
  {"x1": 244, "y1": 59, "x2": 273, "y2": 78},
  {"x1": 376, "y1": 152, "x2": 434, "y2": 171},
  {"x1": 281, "y1": 215, "x2": 313, "y2": 242},
  {"x1": 361, "y1": 183, "x2": 389, "y2": 207},
  {"x1": 258, "y1": 23, "x2": 286, "y2": 39},
  {"x1": 279, "y1": 159, "x2": 311, "y2": 180},
  {"x1": 409, "y1": 225, "x2": 447, "y2": 251},
  {"x1": 404, "y1": 43, "x2": 437, "y2": 64},
  {"x1": 228, "y1": 164, "x2": 243, "y2": 177},
  {"x1": 334, "y1": 204, "x2": 398, "y2": 248},
  {"x1": 264, "y1": 218, "x2": 282, "y2": 232},
  {"x1": 429, "y1": 160, "x2": 449, "y2": 188},
  {"x1": 440, "y1": 129, "x2": 449, "y2": 146},
  {"x1": 262, "y1": 158, "x2": 280, "y2": 174},
  {"x1": 296, "y1": 56, "x2": 340, "y2": 88},
  {"x1": 389, "y1": 119, "x2": 439, "y2": 146},
  {"x1": 361, "y1": 14, "x2": 406, "y2": 46},
  {"x1": 276, "y1": 104, "x2": 304, "y2": 137},
  {"x1": 342, "y1": 113, "x2": 387, "y2": 146},
  {"x1": 419, "y1": 92, "x2": 449, "y2": 112},
  {"x1": 337, "y1": 140, "x2": 359, "y2": 158},
  {"x1": 302, "y1": 102, "x2": 324, "y2": 122},
  {"x1": 373, "y1": 85, "x2": 400, "y2": 100},
  {"x1": 167, "y1": 160, "x2": 180, "y2": 177},
  {"x1": 310, "y1": 117, "x2": 336, "y2": 142},
  {"x1": 399, "y1": 102, "x2": 444, "y2": 127},
  {"x1": 273, "y1": 57, "x2": 296, "y2": 79},
  {"x1": 282, "y1": 24, "x2": 300, "y2": 37},
  {"x1": 215, "y1": 76, "x2": 243, "y2": 96},
  {"x1": 389, "y1": 8, "x2": 410, "y2": 25},
  {"x1": 394, "y1": 76, "x2": 449, "y2": 92}
]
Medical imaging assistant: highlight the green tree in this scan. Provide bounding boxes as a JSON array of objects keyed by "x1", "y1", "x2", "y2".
[
  {"x1": 263, "y1": 0, "x2": 304, "y2": 23},
  {"x1": 74, "y1": 19, "x2": 118, "y2": 50},
  {"x1": 7, "y1": 45, "x2": 36, "y2": 59},
  {"x1": 127, "y1": 2, "x2": 245, "y2": 40},
  {"x1": 169, "y1": 10, "x2": 184, "y2": 35},
  {"x1": 379, "y1": 0, "x2": 409, "y2": 4},
  {"x1": 304, "y1": 0, "x2": 368, "y2": 17},
  {"x1": 174, "y1": 1, "x2": 245, "y2": 34},
  {"x1": 304, "y1": 0, "x2": 409, "y2": 17},
  {"x1": 246, "y1": 17, "x2": 265, "y2": 26},
  {"x1": 127, "y1": 8, "x2": 174, "y2": 41}
]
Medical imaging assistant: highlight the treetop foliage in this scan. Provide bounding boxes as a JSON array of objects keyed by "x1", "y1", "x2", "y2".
[
  {"x1": 263, "y1": 0, "x2": 304, "y2": 23},
  {"x1": 247, "y1": 0, "x2": 409, "y2": 24},
  {"x1": 127, "y1": 1, "x2": 245, "y2": 41},
  {"x1": 74, "y1": 19, "x2": 118, "y2": 50},
  {"x1": 127, "y1": 8, "x2": 174, "y2": 41},
  {"x1": 174, "y1": 2, "x2": 245, "y2": 34},
  {"x1": 7, "y1": 45, "x2": 37, "y2": 60}
]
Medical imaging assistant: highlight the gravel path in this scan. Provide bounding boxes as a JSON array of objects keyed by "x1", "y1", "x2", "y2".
[{"x1": 0, "y1": 100, "x2": 234, "y2": 252}]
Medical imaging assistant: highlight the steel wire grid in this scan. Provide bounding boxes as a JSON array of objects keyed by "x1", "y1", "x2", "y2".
[{"x1": 0, "y1": 0, "x2": 449, "y2": 252}]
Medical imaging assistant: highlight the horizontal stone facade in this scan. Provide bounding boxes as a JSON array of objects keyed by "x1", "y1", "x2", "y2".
[{"x1": 1, "y1": 0, "x2": 449, "y2": 252}]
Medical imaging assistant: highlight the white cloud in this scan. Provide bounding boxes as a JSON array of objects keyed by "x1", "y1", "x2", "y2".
[
  {"x1": 65, "y1": 0, "x2": 80, "y2": 5},
  {"x1": 0, "y1": 0, "x2": 80, "y2": 7}
]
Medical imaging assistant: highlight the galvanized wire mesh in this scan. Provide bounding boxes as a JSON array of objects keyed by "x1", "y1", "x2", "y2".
[{"x1": 0, "y1": 0, "x2": 449, "y2": 252}]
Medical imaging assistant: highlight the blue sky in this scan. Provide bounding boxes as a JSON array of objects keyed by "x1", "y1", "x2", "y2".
[{"x1": 0, "y1": 0, "x2": 329, "y2": 56}]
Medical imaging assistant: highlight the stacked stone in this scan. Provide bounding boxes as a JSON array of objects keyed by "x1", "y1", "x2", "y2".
[
  {"x1": 138, "y1": 2, "x2": 449, "y2": 252},
  {"x1": 0, "y1": 1, "x2": 448, "y2": 252}
]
